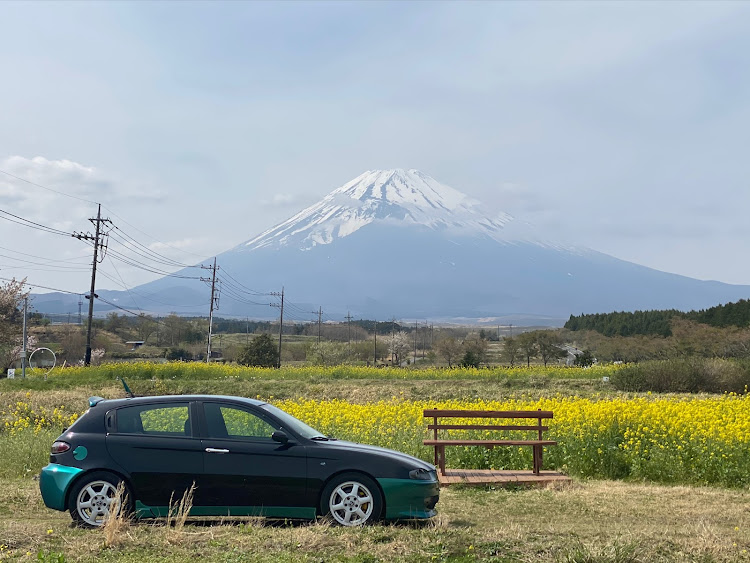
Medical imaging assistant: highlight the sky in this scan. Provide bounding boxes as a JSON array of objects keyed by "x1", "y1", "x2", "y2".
[{"x1": 1, "y1": 0, "x2": 750, "y2": 298}]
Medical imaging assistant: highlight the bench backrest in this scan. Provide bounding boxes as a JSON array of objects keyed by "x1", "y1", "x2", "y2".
[{"x1": 423, "y1": 409, "x2": 553, "y2": 440}]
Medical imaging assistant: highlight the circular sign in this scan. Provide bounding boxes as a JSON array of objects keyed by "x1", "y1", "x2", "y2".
[{"x1": 28, "y1": 347, "x2": 57, "y2": 379}]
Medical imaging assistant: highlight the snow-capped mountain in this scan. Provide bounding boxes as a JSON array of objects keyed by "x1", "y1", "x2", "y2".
[
  {"x1": 241, "y1": 169, "x2": 512, "y2": 251},
  {"x1": 32, "y1": 169, "x2": 750, "y2": 324}
]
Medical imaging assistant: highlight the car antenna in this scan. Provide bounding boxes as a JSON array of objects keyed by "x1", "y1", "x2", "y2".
[{"x1": 119, "y1": 377, "x2": 135, "y2": 398}]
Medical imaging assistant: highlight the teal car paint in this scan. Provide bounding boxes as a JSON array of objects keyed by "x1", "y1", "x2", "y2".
[
  {"x1": 377, "y1": 478, "x2": 440, "y2": 519},
  {"x1": 40, "y1": 464, "x2": 84, "y2": 510},
  {"x1": 72, "y1": 446, "x2": 88, "y2": 461}
]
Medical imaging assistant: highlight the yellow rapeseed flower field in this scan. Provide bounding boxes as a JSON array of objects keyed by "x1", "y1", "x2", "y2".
[
  {"x1": 2, "y1": 378, "x2": 747, "y2": 487},
  {"x1": 277, "y1": 393, "x2": 750, "y2": 487}
]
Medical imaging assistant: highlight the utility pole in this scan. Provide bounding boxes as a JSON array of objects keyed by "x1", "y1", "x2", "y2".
[
  {"x1": 270, "y1": 287, "x2": 284, "y2": 368},
  {"x1": 345, "y1": 311, "x2": 352, "y2": 356},
  {"x1": 422, "y1": 322, "x2": 426, "y2": 359},
  {"x1": 373, "y1": 321, "x2": 377, "y2": 366},
  {"x1": 78, "y1": 298, "x2": 82, "y2": 325},
  {"x1": 246, "y1": 317, "x2": 249, "y2": 345},
  {"x1": 414, "y1": 320, "x2": 418, "y2": 364},
  {"x1": 201, "y1": 258, "x2": 219, "y2": 362},
  {"x1": 73, "y1": 204, "x2": 111, "y2": 366},
  {"x1": 21, "y1": 297, "x2": 28, "y2": 378},
  {"x1": 311, "y1": 307, "x2": 322, "y2": 343}
]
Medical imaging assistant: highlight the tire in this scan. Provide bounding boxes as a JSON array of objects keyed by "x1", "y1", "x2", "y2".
[
  {"x1": 321, "y1": 472, "x2": 383, "y2": 526},
  {"x1": 67, "y1": 471, "x2": 131, "y2": 528}
]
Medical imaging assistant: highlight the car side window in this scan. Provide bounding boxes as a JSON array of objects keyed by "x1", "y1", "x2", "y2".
[
  {"x1": 116, "y1": 403, "x2": 191, "y2": 436},
  {"x1": 204, "y1": 403, "x2": 278, "y2": 440}
]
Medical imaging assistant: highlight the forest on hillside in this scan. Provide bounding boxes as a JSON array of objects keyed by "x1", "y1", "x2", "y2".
[{"x1": 565, "y1": 299, "x2": 750, "y2": 337}]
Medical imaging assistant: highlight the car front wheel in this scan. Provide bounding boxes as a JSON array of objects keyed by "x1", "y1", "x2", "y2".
[
  {"x1": 68, "y1": 471, "x2": 130, "y2": 528},
  {"x1": 321, "y1": 472, "x2": 382, "y2": 526}
]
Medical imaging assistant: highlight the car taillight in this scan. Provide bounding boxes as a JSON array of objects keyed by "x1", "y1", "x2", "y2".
[{"x1": 51, "y1": 441, "x2": 71, "y2": 454}]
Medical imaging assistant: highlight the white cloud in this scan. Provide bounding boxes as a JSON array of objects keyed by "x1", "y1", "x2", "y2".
[{"x1": 260, "y1": 193, "x2": 298, "y2": 207}]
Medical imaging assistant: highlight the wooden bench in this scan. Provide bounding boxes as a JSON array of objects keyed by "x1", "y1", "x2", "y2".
[{"x1": 423, "y1": 409, "x2": 556, "y2": 476}]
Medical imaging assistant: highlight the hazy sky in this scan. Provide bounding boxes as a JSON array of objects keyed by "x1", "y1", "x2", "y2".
[{"x1": 1, "y1": 1, "x2": 750, "y2": 296}]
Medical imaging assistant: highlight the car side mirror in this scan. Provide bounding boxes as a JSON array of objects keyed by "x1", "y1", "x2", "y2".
[{"x1": 271, "y1": 430, "x2": 289, "y2": 444}]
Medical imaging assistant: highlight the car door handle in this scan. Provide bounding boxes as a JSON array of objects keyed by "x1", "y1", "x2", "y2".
[{"x1": 205, "y1": 448, "x2": 230, "y2": 454}]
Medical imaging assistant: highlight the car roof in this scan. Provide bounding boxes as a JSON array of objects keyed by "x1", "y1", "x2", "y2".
[{"x1": 88, "y1": 394, "x2": 268, "y2": 409}]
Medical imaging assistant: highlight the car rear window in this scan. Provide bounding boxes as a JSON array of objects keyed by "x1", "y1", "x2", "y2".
[{"x1": 115, "y1": 403, "x2": 191, "y2": 436}]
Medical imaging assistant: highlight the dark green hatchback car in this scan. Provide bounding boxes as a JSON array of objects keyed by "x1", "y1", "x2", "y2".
[{"x1": 40, "y1": 395, "x2": 439, "y2": 527}]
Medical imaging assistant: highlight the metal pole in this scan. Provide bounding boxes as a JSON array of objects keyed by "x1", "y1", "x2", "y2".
[
  {"x1": 277, "y1": 288, "x2": 284, "y2": 368},
  {"x1": 21, "y1": 297, "x2": 27, "y2": 378}
]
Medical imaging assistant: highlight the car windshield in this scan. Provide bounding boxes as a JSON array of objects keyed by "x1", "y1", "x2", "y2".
[{"x1": 260, "y1": 403, "x2": 326, "y2": 440}]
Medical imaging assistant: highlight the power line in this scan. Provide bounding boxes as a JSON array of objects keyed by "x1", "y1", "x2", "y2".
[
  {"x1": 0, "y1": 245, "x2": 91, "y2": 264},
  {"x1": 0, "y1": 167, "x2": 99, "y2": 205},
  {"x1": 0, "y1": 276, "x2": 84, "y2": 296},
  {"x1": 109, "y1": 226, "x2": 197, "y2": 269},
  {"x1": 96, "y1": 269, "x2": 204, "y2": 310},
  {"x1": 218, "y1": 268, "x2": 273, "y2": 296},
  {"x1": 0, "y1": 251, "x2": 91, "y2": 271},
  {"x1": 102, "y1": 204, "x2": 210, "y2": 260},
  {"x1": 0, "y1": 208, "x2": 75, "y2": 237},
  {"x1": 105, "y1": 247, "x2": 202, "y2": 279}
]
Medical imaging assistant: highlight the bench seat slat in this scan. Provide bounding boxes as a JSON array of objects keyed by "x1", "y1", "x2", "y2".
[
  {"x1": 423, "y1": 409, "x2": 553, "y2": 419},
  {"x1": 424, "y1": 439, "x2": 557, "y2": 446},
  {"x1": 427, "y1": 424, "x2": 549, "y2": 432}
]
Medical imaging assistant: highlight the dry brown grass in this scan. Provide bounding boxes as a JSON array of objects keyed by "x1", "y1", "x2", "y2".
[
  {"x1": 2, "y1": 476, "x2": 748, "y2": 562},
  {"x1": 101, "y1": 482, "x2": 130, "y2": 548}
]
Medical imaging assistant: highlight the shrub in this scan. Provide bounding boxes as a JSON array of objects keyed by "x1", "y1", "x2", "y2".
[{"x1": 611, "y1": 358, "x2": 750, "y2": 393}]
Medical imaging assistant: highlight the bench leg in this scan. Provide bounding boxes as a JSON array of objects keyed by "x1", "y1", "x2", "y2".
[
  {"x1": 532, "y1": 445, "x2": 542, "y2": 475},
  {"x1": 438, "y1": 445, "x2": 446, "y2": 475}
]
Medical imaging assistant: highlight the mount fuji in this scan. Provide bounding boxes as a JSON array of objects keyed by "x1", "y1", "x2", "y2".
[{"x1": 33, "y1": 169, "x2": 750, "y2": 324}]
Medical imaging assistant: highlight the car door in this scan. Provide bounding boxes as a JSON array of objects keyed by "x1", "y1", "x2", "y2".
[
  {"x1": 105, "y1": 401, "x2": 204, "y2": 507},
  {"x1": 197, "y1": 401, "x2": 307, "y2": 513}
]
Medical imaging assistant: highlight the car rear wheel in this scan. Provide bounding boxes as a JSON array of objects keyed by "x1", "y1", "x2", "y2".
[
  {"x1": 321, "y1": 473, "x2": 382, "y2": 526},
  {"x1": 68, "y1": 471, "x2": 130, "y2": 528}
]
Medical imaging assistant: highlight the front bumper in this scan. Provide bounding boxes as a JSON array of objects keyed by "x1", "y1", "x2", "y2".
[
  {"x1": 377, "y1": 477, "x2": 440, "y2": 520},
  {"x1": 39, "y1": 464, "x2": 83, "y2": 511}
]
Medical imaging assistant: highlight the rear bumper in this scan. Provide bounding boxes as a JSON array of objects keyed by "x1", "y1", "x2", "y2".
[
  {"x1": 377, "y1": 477, "x2": 440, "y2": 520},
  {"x1": 39, "y1": 464, "x2": 83, "y2": 511}
]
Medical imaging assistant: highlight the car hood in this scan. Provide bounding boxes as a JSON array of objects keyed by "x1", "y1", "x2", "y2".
[{"x1": 317, "y1": 439, "x2": 435, "y2": 471}]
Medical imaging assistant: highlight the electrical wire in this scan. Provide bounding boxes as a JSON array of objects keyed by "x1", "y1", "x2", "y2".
[
  {"x1": 219, "y1": 268, "x2": 273, "y2": 296},
  {"x1": 0, "y1": 208, "x2": 75, "y2": 237},
  {"x1": 108, "y1": 226, "x2": 197, "y2": 269},
  {"x1": 0, "y1": 245, "x2": 91, "y2": 264},
  {"x1": 96, "y1": 270, "x2": 206, "y2": 310},
  {"x1": 0, "y1": 167, "x2": 99, "y2": 205},
  {"x1": 0, "y1": 276, "x2": 84, "y2": 296},
  {"x1": 102, "y1": 204, "x2": 210, "y2": 260},
  {"x1": 105, "y1": 247, "x2": 203, "y2": 279}
]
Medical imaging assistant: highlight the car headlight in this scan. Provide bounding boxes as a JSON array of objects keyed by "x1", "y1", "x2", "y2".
[{"x1": 409, "y1": 468, "x2": 434, "y2": 480}]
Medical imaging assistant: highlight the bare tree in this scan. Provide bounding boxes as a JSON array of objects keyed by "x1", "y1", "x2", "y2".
[
  {"x1": 435, "y1": 336, "x2": 463, "y2": 368},
  {"x1": 501, "y1": 336, "x2": 520, "y2": 367},
  {"x1": 517, "y1": 332, "x2": 538, "y2": 367}
]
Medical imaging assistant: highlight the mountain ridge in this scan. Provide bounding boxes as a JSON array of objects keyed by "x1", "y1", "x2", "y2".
[{"x1": 29, "y1": 169, "x2": 750, "y2": 325}]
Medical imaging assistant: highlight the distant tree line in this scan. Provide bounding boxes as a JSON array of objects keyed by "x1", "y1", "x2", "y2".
[{"x1": 565, "y1": 299, "x2": 750, "y2": 337}]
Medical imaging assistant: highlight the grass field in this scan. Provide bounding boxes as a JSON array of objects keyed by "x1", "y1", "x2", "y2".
[
  {"x1": 1, "y1": 364, "x2": 749, "y2": 561},
  {"x1": 1, "y1": 477, "x2": 748, "y2": 562}
]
